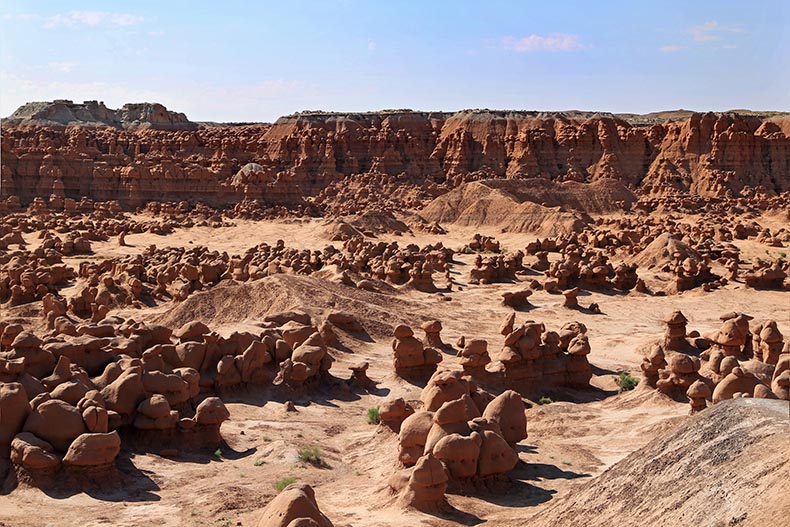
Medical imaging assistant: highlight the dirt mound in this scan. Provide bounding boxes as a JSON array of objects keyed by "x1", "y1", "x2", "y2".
[
  {"x1": 348, "y1": 210, "x2": 410, "y2": 235},
  {"x1": 519, "y1": 398, "x2": 790, "y2": 527},
  {"x1": 420, "y1": 178, "x2": 635, "y2": 235},
  {"x1": 322, "y1": 210, "x2": 410, "y2": 240},
  {"x1": 152, "y1": 273, "x2": 423, "y2": 339},
  {"x1": 629, "y1": 233, "x2": 701, "y2": 269}
]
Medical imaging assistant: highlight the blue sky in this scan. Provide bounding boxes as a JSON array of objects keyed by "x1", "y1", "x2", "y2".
[{"x1": 1, "y1": 1, "x2": 788, "y2": 121}]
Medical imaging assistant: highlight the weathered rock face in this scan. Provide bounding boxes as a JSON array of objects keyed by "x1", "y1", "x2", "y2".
[
  {"x1": 3, "y1": 106, "x2": 788, "y2": 207},
  {"x1": 5, "y1": 100, "x2": 197, "y2": 130}
]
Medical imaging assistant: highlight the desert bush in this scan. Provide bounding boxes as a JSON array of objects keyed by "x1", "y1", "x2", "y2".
[
  {"x1": 274, "y1": 476, "x2": 297, "y2": 492},
  {"x1": 367, "y1": 406, "x2": 381, "y2": 425},
  {"x1": 297, "y1": 446, "x2": 322, "y2": 466},
  {"x1": 617, "y1": 372, "x2": 639, "y2": 392},
  {"x1": 538, "y1": 396, "x2": 553, "y2": 405}
]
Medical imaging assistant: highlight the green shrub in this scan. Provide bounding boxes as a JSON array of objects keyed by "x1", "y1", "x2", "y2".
[
  {"x1": 297, "y1": 446, "x2": 322, "y2": 466},
  {"x1": 538, "y1": 396, "x2": 553, "y2": 405},
  {"x1": 213, "y1": 448, "x2": 222, "y2": 458},
  {"x1": 274, "y1": 476, "x2": 297, "y2": 493},
  {"x1": 367, "y1": 406, "x2": 381, "y2": 425},
  {"x1": 616, "y1": 372, "x2": 639, "y2": 392}
]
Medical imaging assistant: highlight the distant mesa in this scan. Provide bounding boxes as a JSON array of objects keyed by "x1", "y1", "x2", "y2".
[{"x1": 4, "y1": 99, "x2": 198, "y2": 130}]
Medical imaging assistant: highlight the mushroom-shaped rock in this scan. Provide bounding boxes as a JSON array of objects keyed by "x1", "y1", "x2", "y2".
[
  {"x1": 173, "y1": 321, "x2": 210, "y2": 341},
  {"x1": 23, "y1": 399, "x2": 87, "y2": 452},
  {"x1": 502, "y1": 290, "x2": 532, "y2": 308},
  {"x1": 420, "y1": 370, "x2": 478, "y2": 414},
  {"x1": 0, "y1": 382, "x2": 30, "y2": 457},
  {"x1": 477, "y1": 429, "x2": 519, "y2": 478},
  {"x1": 100, "y1": 366, "x2": 147, "y2": 422},
  {"x1": 10, "y1": 432, "x2": 61, "y2": 472},
  {"x1": 398, "y1": 411, "x2": 434, "y2": 466},
  {"x1": 424, "y1": 396, "x2": 477, "y2": 454},
  {"x1": 482, "y1": 390, "x2": 527, "y2": 446},
  {"x1": 712, "y1": 367, "x2": 763, "y2": 403},
  {"x1": 459, "y1": 339, "x2": 491, "y2": 370},
  {"x1": 195, "y1": 397, "x2": 230, "y2": 425},
  {"x1": 134, "y1": 394, "x2": 177, "y2": 430},
  {"x1": 255, "y1": 484, "x2": 333, "y2": 527},
  {"x1": 398, "y1": 453, "x2": 448, "y2": 511},
  {"x1": 562, "y1": 287, "x2": 579, "y2": 309},
  {"x1": 420, "y1": 320, "x2": 444, "y2": 348},
  {"x1": 378, "y1": 397, "x2": 415, "y2": 433},
  {"x1": 664, "y1": 310, "x2": 688, "y2": 329},
  {"x1": 686, "y1": 380, "x2": 712, "y2": 413},
  {"x1": 62, "y1": 431, "x2": 121, "y2": 467},
  {"x1": 432, "y1": 432, "x2": 482, "y2": 480},
  {"x1": 393, "y1": 324, "x2": 414, "y2": 338}
]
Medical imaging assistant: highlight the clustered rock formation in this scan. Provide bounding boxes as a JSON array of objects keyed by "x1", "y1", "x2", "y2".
[
  {"x1": 0, "y1": 308, "x2": 366, "y2": 489},
  {"x1": 387, "y1": 371, "x2": 527, "y2": 511},
  {"x1": 392, "y1": 314, "x2": 593, "y2": 396},
  {"x1": 641, "y1": 310, "x2": 789, "y2": 413},
  {"x1": 1, "y1": 205, "x2": 463, "y2": 314},
  {"x1": 495, "y1": 317, "x2": 593, "y2": 392},
  {"x1": 392, "y1": 324, "x2": 443, "y2": 378}
]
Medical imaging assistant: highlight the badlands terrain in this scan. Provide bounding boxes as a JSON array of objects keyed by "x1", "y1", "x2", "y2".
[{"x1": 0, "y1": 100, "x2": 789, "y2": 527}]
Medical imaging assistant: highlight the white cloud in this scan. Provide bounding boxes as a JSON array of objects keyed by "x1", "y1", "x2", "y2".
[
  {"x1": 367, "y1": 39, "x2": 377, "y2": 51},
  {"x1": 690, "y1": 20, "x2": 720, "y2": 42},
  {"x1": 659, "y1": 45, "x2": 684, "y2": 53},
  {"x1": 48, "y1": 61, "x2": 78, "y2": 73},
  {"x1": 688, "y1": 20, "x2": 743, "y2": 43},
  {"x1": 503, "y1": 33, "x2": 585, "y2": 53},
  {"x1": 43, "y1": 11, "x2": 143, "y2": 29}
]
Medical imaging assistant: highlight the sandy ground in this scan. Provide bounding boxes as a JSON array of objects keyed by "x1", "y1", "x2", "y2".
[{"x1": 1, "y1": 215, "x2": 788, "y2": 527}]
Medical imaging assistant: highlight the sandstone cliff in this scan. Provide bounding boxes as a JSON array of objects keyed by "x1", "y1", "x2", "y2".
[{"x1": 1, "y1": 104, "x2": 788, "y2": 207}]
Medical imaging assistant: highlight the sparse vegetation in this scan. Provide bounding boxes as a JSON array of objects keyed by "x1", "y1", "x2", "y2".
[
  {"x1": 617, "y1": 372, "x2": 639, "y2": 392},
  {"x1": 274, "y1": 476, "x2": 298, "y2": 492},
  {"x1": 297, "y1": 446, "x2": 323, "y2": 466},
  {"x1": 213, "y1": 448, "x2": 222, "y2": 458},
  {"x1": 367, "y1": 406, "x2": 381, "y2": 424},
  {"x1": 254, "y1": 459, "x2": 265, "y2": 467},
  {"x1": 538, "y1": 396, "x2": 554, "y2": 405}
]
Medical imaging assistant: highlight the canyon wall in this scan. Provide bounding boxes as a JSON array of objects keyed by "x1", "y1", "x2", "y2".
[{"x1": 2, "y1": 104, "x2": 789, "y2": 208}]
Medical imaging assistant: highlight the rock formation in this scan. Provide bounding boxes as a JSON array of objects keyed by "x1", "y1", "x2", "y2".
[
  {"x1": 255, "y1": 483, "x2": 333, "y2": 527},
  {"x1": 4, "y1": 107, "x2": 789, "y2": 208}
]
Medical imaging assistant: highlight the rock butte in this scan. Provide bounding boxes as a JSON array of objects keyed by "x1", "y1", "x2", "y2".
[{"x1": 0, "y1": 101, "x2": 788, "y2": 527}]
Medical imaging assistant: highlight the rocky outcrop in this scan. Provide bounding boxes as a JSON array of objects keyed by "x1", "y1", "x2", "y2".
[
  {"x1": 4, "y1": 100, "x2": 197, "y2": 130},
  {"x1": 2, "y1": 106, "x2": 789, "y2": 208}
]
